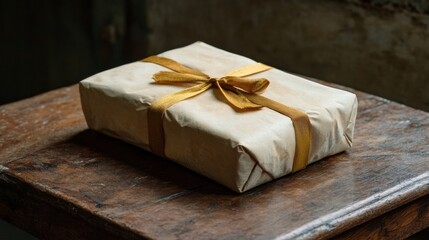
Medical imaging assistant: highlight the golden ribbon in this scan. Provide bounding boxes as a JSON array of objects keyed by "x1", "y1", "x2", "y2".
[{"x1": 141, "y1": 56, "x2": 312, "y2": 172}]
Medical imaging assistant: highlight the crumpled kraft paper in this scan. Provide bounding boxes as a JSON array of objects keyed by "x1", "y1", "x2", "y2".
[{"x1": 79, "y1": 42, "x2": 358, "y2": 193}]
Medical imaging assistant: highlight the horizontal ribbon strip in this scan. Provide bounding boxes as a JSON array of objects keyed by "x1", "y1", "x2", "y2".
[{"x1": 141, "y1": 56, "x2": 312, "y2": 173}]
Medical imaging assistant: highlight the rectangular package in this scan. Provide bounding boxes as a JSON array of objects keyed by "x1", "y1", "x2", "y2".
[{"x1": 79, "y1": 42, "x2": 358, "y2": 193}]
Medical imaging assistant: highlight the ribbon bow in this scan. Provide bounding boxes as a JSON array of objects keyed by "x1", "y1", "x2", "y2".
[
  {"x1": 142, "y1": 56, "x2": 312, "y2": 173},
  {"x1": 143, "y1": 56, "x2": 272, "y2": 111}
]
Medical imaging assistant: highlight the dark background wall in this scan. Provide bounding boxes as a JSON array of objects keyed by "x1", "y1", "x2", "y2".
[
  {"x1": 145, "y1": 0, "x2": 429, "y2": 112},
  {"x1": 0, "y1": 0, "x2": 146, "y2": 105},
  {"x1": 1, "y1": 0, "x2": 429, "y2": 111}
]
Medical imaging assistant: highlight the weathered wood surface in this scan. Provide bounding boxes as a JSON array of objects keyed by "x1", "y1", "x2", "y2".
[
  {"x1": 0, "y1": 83, "x2": 428, "y2": 240},
  {"x1": 334, "y1": 194, "x2": 429, "y2": 240}
]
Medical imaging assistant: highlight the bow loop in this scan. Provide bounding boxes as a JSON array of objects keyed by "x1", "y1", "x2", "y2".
[{"x1": 221, "y1": 76, "x2": 269, "y2": 94}]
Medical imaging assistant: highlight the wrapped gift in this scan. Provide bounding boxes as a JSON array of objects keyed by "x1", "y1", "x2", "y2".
[{"x1": 79, "y1": 42, "x2": 358, "y2": 193}]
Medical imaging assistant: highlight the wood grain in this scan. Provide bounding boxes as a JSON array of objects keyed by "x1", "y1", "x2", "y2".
[
  {"x1": 0, "y1": 83, "x2": 428, "y2": 239},
  {"x1": 334, "y1": 195, "x2": 429, "y2": 240},
  {"x1": 0, "y1": 174, "x2": 126, "y2": 240}
]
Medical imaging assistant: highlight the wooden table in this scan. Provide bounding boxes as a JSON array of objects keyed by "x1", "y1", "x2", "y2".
[{"x1": 0, "y1": 82, "x2": 428, "y2": 240}]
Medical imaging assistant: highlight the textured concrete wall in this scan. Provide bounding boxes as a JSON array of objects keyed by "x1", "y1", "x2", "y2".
[{"x1": 144, "y1": 0, "x2": 429, "y2": 111}]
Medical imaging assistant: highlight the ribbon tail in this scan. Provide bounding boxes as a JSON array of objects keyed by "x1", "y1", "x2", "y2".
[
  {"x1": 142, "y1": 56, "x2": 209, "y2": 77},
  {"x1": 153, "y1": 71, "x2": 209, "y2": 83},
  {"x1": 226, "y1": 62, "x2": 272, "y2": 77},
  {"x1": 215, "y1": 82, "x2": 262, "y2": 110},
  {"x1": 148, "y1": 82, "x2": 212, "y2": 157},
  {"x1": 244, "y1": 93, "x2": 312, "y2": 172}
]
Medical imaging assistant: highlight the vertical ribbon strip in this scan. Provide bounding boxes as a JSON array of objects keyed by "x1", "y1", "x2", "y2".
[{"x1": 141, "y1": 56, "x2": 312, "y2": 173}]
